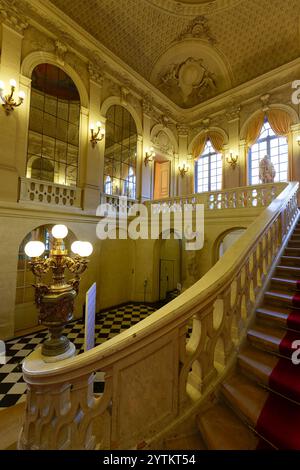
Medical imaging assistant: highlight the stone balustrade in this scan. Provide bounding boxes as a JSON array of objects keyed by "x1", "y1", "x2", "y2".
[
  {"x1": 19, "y1": 177, "x2": 82, "y2": 208},
  {"x1": 19, "y1": 182, "x2": 299, "y2": 450},
  {"x1": 145, "y1": 182, "x2": 287, "y2": 214}
]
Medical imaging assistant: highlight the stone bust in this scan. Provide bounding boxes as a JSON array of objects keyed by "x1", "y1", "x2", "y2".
[{"x1": 259, "y1": 154, "x2": 276, "y2": 183}]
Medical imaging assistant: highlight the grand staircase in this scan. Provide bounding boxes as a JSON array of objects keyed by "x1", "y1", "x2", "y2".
[{"x1": 197, "y1": 219, "x2": 300, "y2": 450}]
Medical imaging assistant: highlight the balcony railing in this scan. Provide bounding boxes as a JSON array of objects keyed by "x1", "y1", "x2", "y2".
[
  {"x1": 19, "y1": 177, "x2": 82, "y2": 208},
  {"x1": 145, "y1": 182, "x2": 287, "y2": 214}
]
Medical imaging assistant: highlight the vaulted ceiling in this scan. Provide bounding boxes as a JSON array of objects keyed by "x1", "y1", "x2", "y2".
[{"x1": 49, "y1": 0, "x2": 300, "y2": 107}]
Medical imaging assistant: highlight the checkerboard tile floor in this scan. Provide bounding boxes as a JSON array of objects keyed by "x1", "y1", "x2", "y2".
[{"x1": 0, "y1": 303, "x2": 156, "y2": 409}]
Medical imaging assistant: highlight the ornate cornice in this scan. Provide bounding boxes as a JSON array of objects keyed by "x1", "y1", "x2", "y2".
[
  {"x1": 88, "y1": 62, "x2": 104, "y2": 86},
  {"x1": 0, "y1": 0, "x2": 28, "y2": 34},
  {"x1": 176, "y1": 123, "x2": 190, "y2": 137},
  {"x1": 55, "y1": 40, "x2": 68, "y2": 65}
]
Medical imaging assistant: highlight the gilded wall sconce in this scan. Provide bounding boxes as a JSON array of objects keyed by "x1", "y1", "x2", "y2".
[
  {"x1": 0, "y1": 79, "x2": 25, "y2": 115},
  {"x1": 90, "y1": 121, "x2": 105, "y2": 147},
  {"x1": 226, "y1": 153, "x2": 239, "y2": 169},
  {"x1": 178, "y1": 162, "x2": 189, "y2": 177}
]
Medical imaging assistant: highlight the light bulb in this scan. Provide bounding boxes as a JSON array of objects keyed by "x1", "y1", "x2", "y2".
[
  {"x1": 9, "y1": 79, "x2": 16, "y2": 88},
  {"x1": 76, "y1": 241, "x2": 93, "y2": 257},
  {"x1": 0, "y1": 81, "x2": 4, "y2": 91},
  {"x1": 19, "y1": 90, "x2": 25, "y2": 100},
  {"x1": 96, "y1": 121, "x2": 101, "y2": 128},
  {"x1": 25, "y1": 241, "x2": 45, "y2": 258},
  {"x1": 71, "y1": 240, "x2": 81, "y2": 255},
  {"x1": 52, "y1": 224, "x2": 68, "y2": 239},
  {"x1": 90, "y1": 123, "x2": 95, "y2": 131}
]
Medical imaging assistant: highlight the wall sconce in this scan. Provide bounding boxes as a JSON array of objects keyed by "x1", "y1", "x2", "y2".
[
  {"x1": 0, "y1": 79, "x2": 25, "y2": 115},
  {"x1": 226, "y1": 152, "x2": 239, "y2": 169},
  {"x1": 90, "y1": 121, "x2": 105, "y2": 148},
  {"x1": 144, "y1": 147, "x2": 155, "y2": 166},
  {"x1": 296, "y1": 136, "x2": 300, "y2": 146},
  {"x1": 178, "y1": 162, "x2": 189, "y2": 177}
]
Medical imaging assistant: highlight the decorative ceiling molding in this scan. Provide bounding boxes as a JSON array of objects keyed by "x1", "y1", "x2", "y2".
[
  {"x1": 175, "y1": 15, "x2": 216, "y2": 44},
  {"x1": 145, "y1": 0, "x2": 242, "y2": 17},
  {"x1": 0, "y1": 0, "x2": 28, "y2": 34}
]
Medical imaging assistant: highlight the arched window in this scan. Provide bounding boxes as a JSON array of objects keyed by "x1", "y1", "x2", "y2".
[
  {"x1": 124, "y1": 167, "x2": 136, "y2": 199},
  {"x1": 195, "y1": 140, "x2": 222, "y2": 193},
  {"x1": 26, "y1": 63, "x2": 80, "y2": 186},
  {"x1": 104, "y1": 105, "x2": 137, "y2": 198},
  {"x1": 248, "y1": 120, "x2": 288, "y2": 185},
  {"x1": 104, "y1": 175, "x2": 112, "y2": 195}
]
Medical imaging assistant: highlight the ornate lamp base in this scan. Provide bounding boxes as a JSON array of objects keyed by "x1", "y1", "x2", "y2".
[
  {"x1": 38, "y1": 289, "x2": 77, "y2": 359},
  {"x1": 42, "y1": 342, "x2": 76, "y2": 363}
]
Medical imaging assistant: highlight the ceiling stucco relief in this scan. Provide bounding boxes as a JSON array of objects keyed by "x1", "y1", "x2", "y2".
[
  {"x1": 47, "y1": 0, "x2": 300, "y2": 109},
  {"x1": 151, "y1": 40, "x2": 232, "y2": 108}
]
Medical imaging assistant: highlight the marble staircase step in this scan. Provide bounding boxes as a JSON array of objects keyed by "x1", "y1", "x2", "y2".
[
  {"x1": 221, "y1": 373, "x2": 268, "y2": 427},
  {"x1": 276, "y1": 265, "x2": 300, "y2": 278},
  {"x1": 280, "y1": 255, "x2": 300, "y2": 267},
  {"x1": 247, "y1": 324, "x2": 285, "y2": 354},
  {"x1": 238, "y1": 345, "x2": 278, "y2": 387},
  {"x1": 196, "y1": 403, "x2": 258, "y2": 450},
  {"x1": 256, "y1": 305, "x2": 295, "y2": 329},
  {"x1": 270, "y1": 277, "x2": 300, "y2": 292},
  {"x1": 264, "y1": 289, "x2": 296, "y2": 308}
]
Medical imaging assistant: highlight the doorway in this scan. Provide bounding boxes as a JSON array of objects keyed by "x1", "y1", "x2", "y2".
[{"x1": 159, "y1": 236, "x2": 181, "y2": 301}]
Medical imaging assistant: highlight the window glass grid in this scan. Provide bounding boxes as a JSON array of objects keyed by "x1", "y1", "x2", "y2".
[
  {"x1": 195, "y1": 141, "x2": 222, "y2": 193},
  {"x1": 104, "y1": 105, "x2": 137, "y2": 198},
  {"x1": 26, "y1": 64, "x2": 80, "y2": 186}
]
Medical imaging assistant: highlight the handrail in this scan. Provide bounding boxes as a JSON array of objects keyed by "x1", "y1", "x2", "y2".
[
  {"x1": 145, "y1": 182, "x2": 287, "y2": 211},
  {"x1": 20, "y1": 181, "x2": 299, "y2": 450}
]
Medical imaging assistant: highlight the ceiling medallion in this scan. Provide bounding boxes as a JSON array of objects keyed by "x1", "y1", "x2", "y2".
[{"x1": 145, "y1": 0, "x2": 242, "y2": 16}]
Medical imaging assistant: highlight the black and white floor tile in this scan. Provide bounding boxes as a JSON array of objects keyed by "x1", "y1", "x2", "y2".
[{"x1": 0, "y1": 303, "x2": 156, "y2": 409}]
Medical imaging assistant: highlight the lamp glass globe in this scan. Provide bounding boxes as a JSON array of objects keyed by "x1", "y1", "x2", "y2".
[
  {"x1": 52, "y1": 224, "x2": 68, "y2": 239},
  {"x1": 25, "y1": 241, "x2": 45, "y2": 258},
  {"x1": 71, "y1": 241, "x2": 81, "y2": 255},
  {"x1": 77, "y1": 241, "x2": 93, "y2": 257}
]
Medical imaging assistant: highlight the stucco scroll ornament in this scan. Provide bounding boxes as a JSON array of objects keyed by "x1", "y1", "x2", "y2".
[
  {"x1": 259, "y1": 155, "x2": 276, "y2": 183},
  {"x1": 160, "y1": 57, "x2": 216, "y2": 105}
]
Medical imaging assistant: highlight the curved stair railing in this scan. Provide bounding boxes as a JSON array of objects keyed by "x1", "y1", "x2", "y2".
[{"x1": 19, "y1": 182, "x2": 299, "y2": 450}]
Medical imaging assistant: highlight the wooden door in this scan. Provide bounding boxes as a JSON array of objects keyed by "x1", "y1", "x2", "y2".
[{"x1": 154, "y1": 161, "x2": 170, "y2": 200}]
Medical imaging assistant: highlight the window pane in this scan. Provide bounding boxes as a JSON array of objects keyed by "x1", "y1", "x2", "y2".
[{"x1": 26, "y1": 63, "x2": 80, "y2": 186}]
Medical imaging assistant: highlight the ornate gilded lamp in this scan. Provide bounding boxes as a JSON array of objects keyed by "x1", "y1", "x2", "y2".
[{"x1": 25, "y1": 225, "x2": 93, "y2": 361}]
